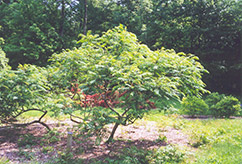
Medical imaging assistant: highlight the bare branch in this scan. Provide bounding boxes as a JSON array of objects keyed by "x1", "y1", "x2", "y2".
[
  {"x1": 70, "y1": 115, "x2": 82, "y2": 124},
  {"x1": 0, "y1": 109, "x2": 50, "y2": 130},
  {"x1": 104, "y1": 98, "x2": 121, "y2": 117},
  {"x1": 121, "y1": 108, "x2": 130, "y2": 116},
  {"x1": 12, "y1": 108, "x2": 45, "y2": 119}
]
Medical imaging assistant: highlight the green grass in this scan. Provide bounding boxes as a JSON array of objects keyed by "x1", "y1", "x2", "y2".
[
  {"x1": 144, "y1": 110, "x2": 242, "y2": 163},
  {"x1": 195, "y1": 142, "x2": 242, "y2": 164},
  {"x1": 0, "y1": 157, "x2": 9, "y2": 164}
]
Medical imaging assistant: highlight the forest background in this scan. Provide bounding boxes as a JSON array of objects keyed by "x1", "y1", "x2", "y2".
[{"x1": 0, "y1": 0, "x2": 242, "y2": 97}]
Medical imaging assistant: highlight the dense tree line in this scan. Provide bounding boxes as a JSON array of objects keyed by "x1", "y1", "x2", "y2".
[{"x1": 0, "y1": 0, "x2": 241, "y2": 95}]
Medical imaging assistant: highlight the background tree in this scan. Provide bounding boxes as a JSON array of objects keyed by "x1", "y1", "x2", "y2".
[
  {"x1": 0, "y1": 0, "x2": 241, "y2": 96},
  {"x1": 146, "y1": 0, "x2": 241, "y2": 96},
  {"x1": 0, "y1": 0, "x2": 77, "y2": 68}
]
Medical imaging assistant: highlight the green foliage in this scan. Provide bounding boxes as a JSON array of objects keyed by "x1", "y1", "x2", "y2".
[
  {"x1": 0, "y1": 0, "x2": 76, "y2": 67},
  {"x1": 51, "y1": 152, "x2": 84, "y2": 164},
  {"x1": 149, "y1": 145, "x2": 185, "y2": 164},
  {"x1": 203, "y1": 92, "x2": 241, "y2": 118},
  {"x1": 18, "y1": 148, "x2": 35, "y2": 160},
  {"x1": 49, "y1": 25, "x2": 208, "y2": 141},
  {"x1": 181, "y1": 96, "x2": 209, "y2": 117},
  {"x1": 42, "y1": 146, "x2": 54, "y2": 154},
  {"x1": 116, "y1": 146, "x2": 150, "y2": 164},
  {"x1": 0, "y1": 47, "x2": 10, "y2": 70},
  {"x1": 0, "y1": 0, "x2": 241, "y2": 95},
  {"x1": 205, "y1": 92, "x2": 225, "y2": 108},
  {"x1": 18, "y1": 134, "x2": 37, "y2": 147},
  {"x1": 190, "y1": 133, "x2": 212, "y2": 148},
  {"x1": 195, "y1": 142, "x2": 242, "y2": 164},
  {"x1": 211, "y1": 96, "x2": 241, "y2": 118},
  {"x1": 146, "y1": 0, "x2": 241, "y2": 95},
  {"x1": 42, "y1": 130, "x2": 61, "y2": 144},
  {"x1": 0, "y1": 157, "x2": 9, "y2": 164},
  {"x1": 0, "y1": 64, "x2": 65, "y2": 125},
  {"x1": 92, "y1": 146, "x2": 150, "y2": 164}
]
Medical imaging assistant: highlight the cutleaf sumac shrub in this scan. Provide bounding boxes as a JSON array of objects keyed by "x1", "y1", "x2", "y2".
[{"x1": 49, "y1": 25, "x2": 208, "y2": 143}]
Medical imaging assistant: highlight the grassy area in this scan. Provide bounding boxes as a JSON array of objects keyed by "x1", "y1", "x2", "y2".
[{"x1": 144, "y1": 111, "x2": 242, "y2": 163}]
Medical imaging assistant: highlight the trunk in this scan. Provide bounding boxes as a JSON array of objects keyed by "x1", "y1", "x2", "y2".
[
  {"x1": 240, "y1": 31, "x2": 242, "y2": 97},
  {"x1": 59, "y1": 0, "x2": 65, "y2": 36},
  {"x1": 106, "y1": 122, "x2": 119, "y2": 143},
  {"x1": 83, "y1": 0, "x2": 87, "y2": 35}
]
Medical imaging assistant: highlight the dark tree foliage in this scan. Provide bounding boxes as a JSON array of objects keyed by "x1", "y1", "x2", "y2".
[
  {"x1": 0, "y1": 0, "x2": 241, "y2": 95},
  {"x1": 0, "y1": 0, "x2": 77, "y2": 68},
  {"x1": 146, "y1": 0, "x2": 241, "y2": 95}
]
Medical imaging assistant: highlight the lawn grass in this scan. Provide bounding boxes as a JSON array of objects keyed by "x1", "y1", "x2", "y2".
[{"x1": 144, "y1": 110, "x2": 242, "y2": 163}]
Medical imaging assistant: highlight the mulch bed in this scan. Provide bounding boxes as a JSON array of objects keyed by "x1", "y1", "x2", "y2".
[{"x1": 0, "y1": 120, "x2": 189, "y2": 163}]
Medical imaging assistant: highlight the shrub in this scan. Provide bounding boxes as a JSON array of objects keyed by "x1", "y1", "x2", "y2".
[
  {"x1": 205, "y1": 92, "x2": 225, "y2": 108},
  {"x1": 150, "y1": 145, "x2": 185, "y2": 164},
  {"x1": 49, "y1": 25, "x2": 208, "y2": 143},
  {"x1": 18, "y1": 134, "x2": 37, "y2": 147},
  {"x1": 210, "y1": 96, "x2": 241, "y2": 118},
  {"x1": 181, "y1": 96, "x2": 209, "y2": 117}
]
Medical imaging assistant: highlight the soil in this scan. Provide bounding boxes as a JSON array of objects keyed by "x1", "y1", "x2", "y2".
[{"x1": 0, "y1": 119, "x2": 190, "y2": 163}]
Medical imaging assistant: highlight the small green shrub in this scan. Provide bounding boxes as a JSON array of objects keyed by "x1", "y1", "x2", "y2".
[
  {"x1": 18, "y1": 134, "x2": 37, "y2": 147},
  {"x1": 181, "y1": 96, "x2": 209, "y2": 117},
  {"x1": 18, "y1": 148, "x2": 35, "y2": 160},
  {"x1": 93, "y1": 146, "x2": 150, "y2": 164},
  {"x1": 190, "y1": 133, "x2": 211, "y2": 148},
  {"x1": 51, "y1": 152, "x2": 79, "y2": 164},
  {"x1": 42, "y1": 146, "x2": 55, "y2": 154},
  {"x1": 150, "y1": 145, "x2": 185, "y2": 164},
  {"x1": 210, "y1": 96, "x2": 241, "y2": 118},
  {"x1": 42, "y1": 129, "x2": 61, "y2": 144},
  {"x1": 205, "y1": 92, "x2": 225, "y2": 108},
  {"x1": 156, "y1": 135, "x2": 167, "y2": 143},
  {"x1": 117, "y1": 146, "x2": 150, "y2": 164}
]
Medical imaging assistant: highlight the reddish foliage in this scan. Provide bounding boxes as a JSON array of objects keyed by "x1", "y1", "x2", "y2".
[{"x1": 70, "y1": 84, "x2": 156, "y2": 109}]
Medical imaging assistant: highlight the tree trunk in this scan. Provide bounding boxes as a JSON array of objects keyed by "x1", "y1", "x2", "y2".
[
  {"x1": 83, "y1": 0, "x2": 87, "y2": 35},
  {"x1": 106, "y1": 122, "x2": 119, "y2": 143},
  {"x1": 240, "y1": 31, "x2": 242, "y2": 97},
  {"x1": 59, "y1": 0, "x2": 65, "y2": 36}
]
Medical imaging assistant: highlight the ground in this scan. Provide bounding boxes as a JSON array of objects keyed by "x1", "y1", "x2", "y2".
[{"x1": 0, "y1": 119, "x2": 190, "y2": 163}]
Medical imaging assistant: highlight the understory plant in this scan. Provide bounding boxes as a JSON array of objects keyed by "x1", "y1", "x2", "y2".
[
  {"x1": 205, "y1": 92, "x2": 241, "y2": 118},
  {"x1": 49, "y1": 25, "x2": 208, "y2": 143},
  {"x1": 0, "y1": 63, "x2": 65, "y2": 129},
  {"x1": 210, "y1": 96, "x2": 241, "y2": 118},
  {"x1": 181, "y1": 96, "x2": 209, "y2": 117}
]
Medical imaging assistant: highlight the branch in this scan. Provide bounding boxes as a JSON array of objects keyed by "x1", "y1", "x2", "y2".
[
  {"x1": 12, "y1": 120, "x2": 50, "y2": 131},
  {"x1": 12, "y1": 108, "x2": 45, "y2": 119},
  {"x1": 125, "y1": 117, "x2": 138, "y2": 126},
  {"x1": 121, "y1": 108, "x2": 130, "y2": 117},
  {"x1": 104, "y1": 97, "x2": 121, "y2": 118},
  {"x1": 1, "y1": 109, "x2": 50, "y2": 130},
  {"x1": 69, "y1": 114, "x2": 86, "y2": 124},
  {"x1": 70, "y1": 115, "x2": 82, "y2": 124}
]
